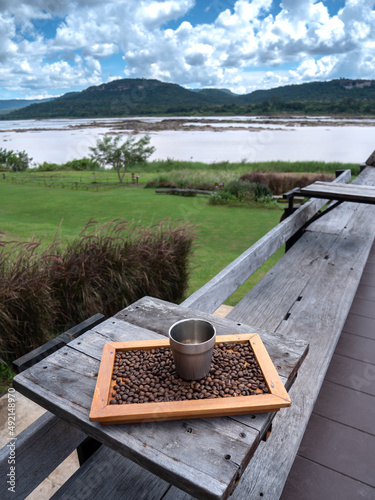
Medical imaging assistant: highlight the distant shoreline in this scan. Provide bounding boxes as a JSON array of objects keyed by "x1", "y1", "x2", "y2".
[{"x1": 1, "y1": 116, "x2": 375, "y2": 135}]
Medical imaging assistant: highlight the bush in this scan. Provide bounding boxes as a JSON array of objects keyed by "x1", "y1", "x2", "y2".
[
  {"x1": 36, "y1": 162, "x2": 66, "y2": 172},
  {"x1": 0, "y1": 241, "x2": 57, "y2": 361},
  {"x1": 0, "y1": 219, "x2": 195, "y2": 361},
  {"x1": 209, "y1": 190, "x2": 238, "y2": 205},
  {"x1": 145, "y1": 170, "x2": 235, "y2": 190},
  {"x1": 0, "y1": 147, "x2": 32, "y2": 172},
  {"x1": 36, "y1": 158, "x2": 101, "y2": 171},
  {"x1": 240, "y1": 172, "x2": 334, "y2": 195},
  {"x1": 209, "y1": 179, "x2": 274, "y2": 206},
  {"x1": 64, "y1": 158, "x2": 100, "y2": 171}
]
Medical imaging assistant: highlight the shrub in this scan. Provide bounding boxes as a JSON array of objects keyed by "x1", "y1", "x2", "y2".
[
  {"x1": 209, "y1": 179, "x2": 274, "y2": 206},
  {"x1": 0, "y1": 219, "x2": 196, "y2": 361},
  {"x1": 64, "y1": 158, "x2": 100, "y2": 171},
  {"x1": 36, "y1": 158, "x2": 101, "y2": 171},
  {"x1": 240, "y1": 172, "x2": 334, "y2": 195},
  {"x1": 145, "y1": 170, "x2": 235, "y2": 190},
  {"x1": 209, "y1": 190, "x2": 238, "y2": 205},
  {"x1": 0, "y1": 148, "x2": 32, "y2": 172},
  {"x1": 36, "y1": 162, "x2": 65, "y2": 172},
  {"x1": 0, "y1": 241, "x2": 57, "y2": 360}
]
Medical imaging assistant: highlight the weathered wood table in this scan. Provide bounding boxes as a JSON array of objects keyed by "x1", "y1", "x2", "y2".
[
  {"x1": 299, "y1": 180, "x2": 375, "y2": 205},
  {"x1": 13, "y1": 297, "x2": 308, "y2": 500}
]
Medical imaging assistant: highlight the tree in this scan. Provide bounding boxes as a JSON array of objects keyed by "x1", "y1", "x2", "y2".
[
  {"x1": 89, "y1": 135, "x2": 155, "y2": 183},
  {"x1": 0, "y1": 147, "x2": 32, "y2": 172}
]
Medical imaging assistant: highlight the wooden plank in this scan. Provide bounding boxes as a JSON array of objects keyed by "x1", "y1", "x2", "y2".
[
  {"x1": 300, "y1": 181, "x2": 375, "y2": 204},
  {"x1": 181, "y1": 170, "x2": 351, "y2": 314},
  {"x1": 0, "y1": 412, "x2": 85, "y2": 500},
  {"x1": 350, "y1": 283, "x2": 375, "y2": 301},
  {"x1": 226, "y1": 230, "x2": 338, "y2": 330},
  {"x1": 334, "y1": 332, "x2": 375, "y2": 363},
  {"x1": 357, "y1": 271, "x2": 375, "y2": 286},
  {"x1": 302, "y1": 201, "x2": 356, "y2": 235},
  {"x1": 12, "y1": 313, "x2": 105, "y2": 373},
  {"x1": 297, "y1": 413, "x2": 375, "y2": 487},
  {"x1": 342, "y1": 312, "x2": 375, "y2": 340},
  {"x1": 223, "y1": 167, "x2": 375, "y2": 499},
  {"x1": 312, "y1": 380, "x2": 375, "y2": 435},
  {"x1": 52, "y1": 445, "x2": 171, "y2": 500},
  {"x1": 350, "y1": 297, "x2": 375, "y2": 319},
  {"x1": 281, "y1": 455, "x2": 375, "y2": 500},
  {"x1": 325, "y1": 354, "x2": 375, "y2": 397}
]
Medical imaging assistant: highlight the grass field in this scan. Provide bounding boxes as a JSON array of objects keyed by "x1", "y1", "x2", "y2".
[
  {"x1": 0, "y1": 178, "x2": 284, "y2": 306},
  {"x1": 1, "y1": 160, "x2": 358, "y2": 306}
]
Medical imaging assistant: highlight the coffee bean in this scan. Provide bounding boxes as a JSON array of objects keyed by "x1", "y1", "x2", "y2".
[{"x1": 110, "y1": 342, "x2": 267, "y2": 405}]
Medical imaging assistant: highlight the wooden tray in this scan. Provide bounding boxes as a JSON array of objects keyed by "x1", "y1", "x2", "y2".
[{"x1": 89, "y1": 333, "x2": 291, "y2": 424}]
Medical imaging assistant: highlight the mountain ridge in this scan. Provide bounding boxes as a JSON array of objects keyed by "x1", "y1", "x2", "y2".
[{"x1": 2, "y1": 78, "x2": 375, "y2": 119}]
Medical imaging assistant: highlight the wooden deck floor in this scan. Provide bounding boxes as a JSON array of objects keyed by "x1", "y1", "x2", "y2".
[{"x1": 281, "y1": 241, "x2": 375, "y2": 500}]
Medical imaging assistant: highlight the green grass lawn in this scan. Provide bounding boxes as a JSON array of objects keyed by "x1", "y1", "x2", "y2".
[{"x1": 0, "y1": 179, "x2": 283, "y2": 306}]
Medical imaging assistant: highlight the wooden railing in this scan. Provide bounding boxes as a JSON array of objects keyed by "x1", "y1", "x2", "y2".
[{"x1": 182, "y1": 169, "x2": 352, "y2": 314}]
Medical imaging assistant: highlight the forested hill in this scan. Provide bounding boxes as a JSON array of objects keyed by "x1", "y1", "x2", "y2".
[
  {"x1": 0, "y1": 98, "x2": 52, "y2": 114},
  {"x1": 237, "y1": 79, "x2": 375, "y2": 103},
  {"x1": 2, "y1": 78, "x2": 375, "y2": 119}
]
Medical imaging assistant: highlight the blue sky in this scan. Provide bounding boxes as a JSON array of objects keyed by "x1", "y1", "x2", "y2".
[{"x1": 0, "y1": 0, "x2": 374, "y2": 99}]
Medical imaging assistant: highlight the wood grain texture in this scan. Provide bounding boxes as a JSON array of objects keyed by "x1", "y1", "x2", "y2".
[
  {"x1": 300, "y1": 181, "x2": 375, "y2": 204},
  {"x1": 181, "y1": 170, "x2": 351, "y2": 314},
  {"x1": 51, "y1": 445, "x2": 171, "y2": 500},
  {"x1": 0, "y1": 412, "x2": 85, "y2": 500},
  {"x1": 224, "y1": 165, "x2": 375, "y2": 499}
]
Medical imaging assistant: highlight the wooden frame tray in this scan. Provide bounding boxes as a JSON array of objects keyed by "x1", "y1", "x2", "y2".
[{"x1": 90, "y1": 333, "x2": 291, "y2": 424}]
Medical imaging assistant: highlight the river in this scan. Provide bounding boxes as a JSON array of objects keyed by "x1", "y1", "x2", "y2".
[{"x1": 0, "y1": 116, "x2": 374, "y2": 165}]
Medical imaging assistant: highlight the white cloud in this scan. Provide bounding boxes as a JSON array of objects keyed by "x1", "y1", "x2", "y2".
[
  {"x1": 0, "y1": 0, "x2": 375, "y2": 98},
  {"x1": 141, "y1": 0, "x2": 195, "y2": 28}
]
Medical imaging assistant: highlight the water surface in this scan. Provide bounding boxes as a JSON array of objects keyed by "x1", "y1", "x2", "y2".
[{"x1": 0, "y1": 117, "x2": 374, "y2": 164}]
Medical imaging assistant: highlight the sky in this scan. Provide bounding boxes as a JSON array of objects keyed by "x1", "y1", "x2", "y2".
[{"x1": 0, "y1": 0, "x2": 374, "y2": 100}]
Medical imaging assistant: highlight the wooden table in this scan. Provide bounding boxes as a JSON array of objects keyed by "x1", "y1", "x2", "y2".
[
  {"x1": 13, "y1": 297, "x2": 308, "y2": 500},
  {"x1": 299, "y1": 181, "x2": 375, "y2": 205}
]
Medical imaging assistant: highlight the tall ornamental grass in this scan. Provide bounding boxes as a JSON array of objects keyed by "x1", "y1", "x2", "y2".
[
  {"x1": 0, "y1": 240, "x2": 57, "y2": 361},
  {"x1": 0, "y1": 219, "x2": 195, "y2": 361}
]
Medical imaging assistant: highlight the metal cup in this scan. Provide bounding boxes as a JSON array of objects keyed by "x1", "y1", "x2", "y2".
[{"x1": 168, "y1": 318, "x2": 216, "y2": 380}]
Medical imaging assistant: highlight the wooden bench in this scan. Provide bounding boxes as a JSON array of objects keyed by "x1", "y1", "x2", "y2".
[
  {"x1": 2, "y1": 166, "x2": 375, "y2": 499},
  {"x1": 183, "y1": 165, "x2": 375, "y2": 498}
]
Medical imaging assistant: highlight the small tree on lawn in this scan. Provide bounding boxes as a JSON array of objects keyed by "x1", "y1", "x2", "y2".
[
  {"x1": 89, "y1": 135, "x2": 155, "y2": 183},
  {"x1": 0, "y1": 147, "x2": 32, "y2": 172}
]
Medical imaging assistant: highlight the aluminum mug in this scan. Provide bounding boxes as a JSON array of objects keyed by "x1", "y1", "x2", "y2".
[{"x1": 168, "y1": 318, "x2": 216, "y2": 380}]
